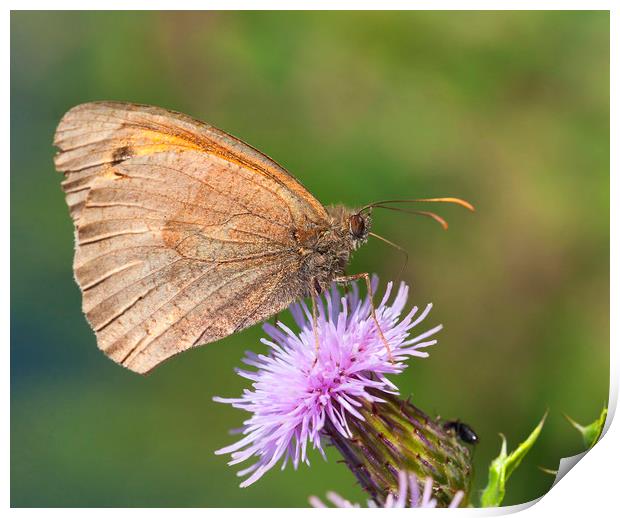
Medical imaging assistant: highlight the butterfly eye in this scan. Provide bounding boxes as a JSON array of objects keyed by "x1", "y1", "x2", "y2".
[{"x1": 349, "y1": 214, "x2": 366, "y2": 238}]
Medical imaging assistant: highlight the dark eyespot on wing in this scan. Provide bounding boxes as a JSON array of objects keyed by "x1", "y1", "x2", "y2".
[{"x1": 111, "y1": 145, "x2": 135, "y2": 165}]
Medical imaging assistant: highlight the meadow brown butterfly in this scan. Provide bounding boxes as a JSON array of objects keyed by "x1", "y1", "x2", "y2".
[{"x1": 54, "y1": 102, "x2": 472, "y2": 374}]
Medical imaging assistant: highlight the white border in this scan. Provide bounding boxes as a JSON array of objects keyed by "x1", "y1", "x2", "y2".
[
  {"x1": 3, "y1": 1, "x2": 618, "y2": 10},
  {"x1": 6, "y1": 3, "x2": 616, "y2": 516}
]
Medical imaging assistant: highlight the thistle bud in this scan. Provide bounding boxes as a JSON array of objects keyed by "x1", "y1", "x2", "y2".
[{"x1": 326, "y1": 390, "x2": 474, "y2": 507}]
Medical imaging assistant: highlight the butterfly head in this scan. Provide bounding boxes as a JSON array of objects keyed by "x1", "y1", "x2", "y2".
[
  {"x1": 349, "y1": 212, "x2": 371, "y2": 243},
  {"x1": 324, "y1": 205, "x2": 371, "y2": 253}
]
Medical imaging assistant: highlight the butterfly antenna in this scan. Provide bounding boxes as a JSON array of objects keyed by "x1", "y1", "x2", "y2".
[
  {"x1": 368, "y1": 232, "x2": 409, "y2": 281},
  {"x1": 360, "y1": 197, "x2": 475, "y2": 213},
  {"x1": 370, "y1": 205, "x2": 450, "y2": 230}
]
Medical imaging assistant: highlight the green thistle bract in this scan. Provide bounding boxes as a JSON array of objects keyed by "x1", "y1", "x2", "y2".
[{"x1": 327, "y1": 390, "x2": 474, "y2": 507}]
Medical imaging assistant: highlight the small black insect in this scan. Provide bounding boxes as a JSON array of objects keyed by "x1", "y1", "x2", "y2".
[{"x1": 444, "y1": 420, "x2": 479, "y2": 444}]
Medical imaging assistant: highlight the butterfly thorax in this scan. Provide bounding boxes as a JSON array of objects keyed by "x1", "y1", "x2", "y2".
[{"x1": 296, "y1": 205, "x2": 370, "y2": 295}]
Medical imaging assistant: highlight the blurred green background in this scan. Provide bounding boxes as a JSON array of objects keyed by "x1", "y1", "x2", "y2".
[{"x1": 11, "y1": 11, "x2": 609, "y2": 507}]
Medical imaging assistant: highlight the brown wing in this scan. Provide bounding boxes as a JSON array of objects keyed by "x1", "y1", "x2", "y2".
[{"x1": 54, "y1": 102, "x2": 328, "y2": 374}]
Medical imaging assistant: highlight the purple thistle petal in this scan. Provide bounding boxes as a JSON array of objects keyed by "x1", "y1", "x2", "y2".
[
  {"x1": 309, "y1": 471, "x2": 465, "y2": 508},
  {"x1": 394, "y1": 470, "x2": 408, "y2": 507},
  {"x1": 214, "y1": 277, "x2": 441, "y2": 487}
]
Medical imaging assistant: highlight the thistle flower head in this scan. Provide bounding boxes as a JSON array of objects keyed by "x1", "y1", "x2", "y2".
[
  {"x1": 309, "y1": 471, "x2": 465, "y2": 508},
  {"x1": 214, "y1": 278, "x2": 442, "y2": 487}
]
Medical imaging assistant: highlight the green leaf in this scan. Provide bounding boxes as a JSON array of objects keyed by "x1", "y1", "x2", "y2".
[
  {"x1": 480, "y1": 412, "x2": 547, "y2": 507},
  {"x1": 564, "y1": 407, "x2": 607, "y2": 449}
]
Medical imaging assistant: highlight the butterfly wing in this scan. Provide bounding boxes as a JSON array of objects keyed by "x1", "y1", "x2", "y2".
[{"x1": 54, "y1": 102, "x2": 328, "y2": 374}]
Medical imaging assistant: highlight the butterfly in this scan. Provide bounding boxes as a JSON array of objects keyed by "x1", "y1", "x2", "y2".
[{"x1": 54, "y1": 101, "x2": 473, "y2": 374}]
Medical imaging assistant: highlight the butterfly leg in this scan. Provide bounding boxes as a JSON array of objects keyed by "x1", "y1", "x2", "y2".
[
  {"x1": 341, "y1": 269, "x2": 351, "y2": 311},
  {"x1": 310, "y1": 283, "x2": 321, "y2": 365},
  {"x1": 341, "y1": 269, "x2": 350, "y2": 296},
  {"x1": 333, "y1": 272, "x2": 394, "y2": 362}
]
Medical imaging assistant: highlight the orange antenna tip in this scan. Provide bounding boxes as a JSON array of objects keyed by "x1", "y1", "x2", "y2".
[
  {"x1": 414, "y1": 210, "x2": 449, "y2": 231},
  {"x1": 414, "y1": 197, "x2": 475, "y2": 212}
]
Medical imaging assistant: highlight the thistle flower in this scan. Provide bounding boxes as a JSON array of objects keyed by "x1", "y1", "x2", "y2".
[
  {"x1": 214, "y1": 277, "x2": 441, "y2": 487},
  {"x1": 309, "y1": 471, "x2": 465, "y2": 508}
]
